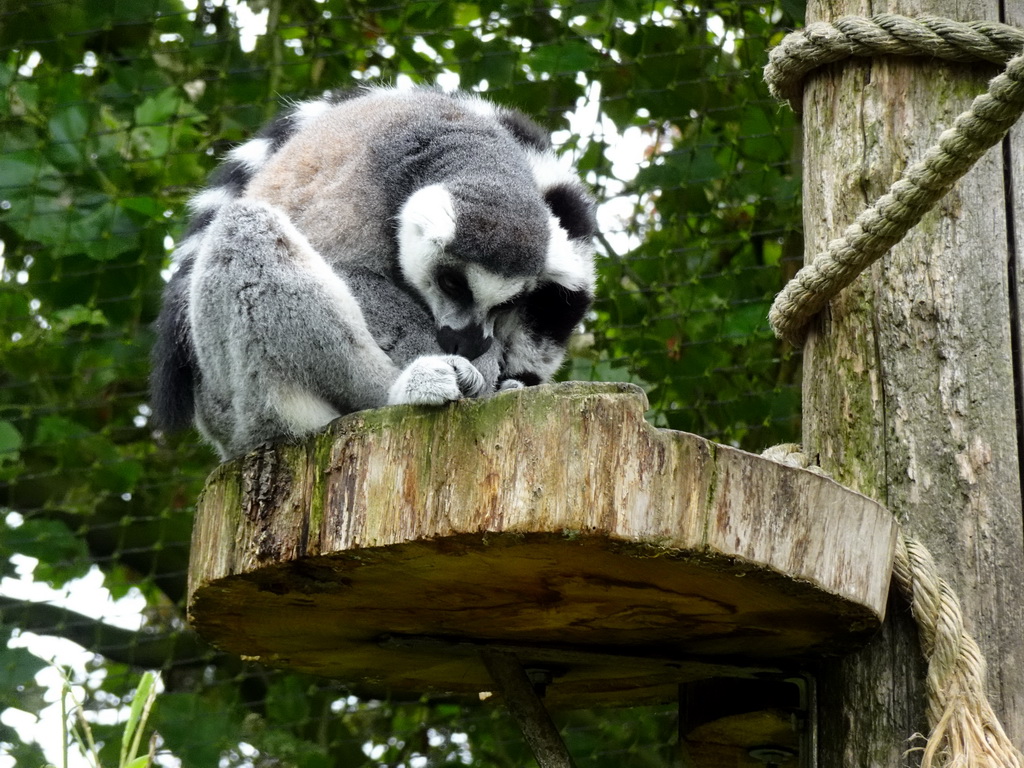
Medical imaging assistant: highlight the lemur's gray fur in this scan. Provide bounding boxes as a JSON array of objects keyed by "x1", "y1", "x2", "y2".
[{"x1": 151, "y1": 86, "x2": 597, "y2": 459}]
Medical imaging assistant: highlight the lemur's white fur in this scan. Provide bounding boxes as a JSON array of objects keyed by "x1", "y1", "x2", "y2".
[
  {"x1": 291, "y1": 98, "x2": 333, "y2": 129},
  {"x1": 543, "y1": 216, "x2": 595, "y2": 292},
  {"x1": 226, "y1": 137, "x2": 272, "y2": 172},
  {"x1": 397, "y1": 184, "x2": 458, "y2": 286},
  {"x1": 187, "y1": 187, "x2": 233, "y2": 216}
]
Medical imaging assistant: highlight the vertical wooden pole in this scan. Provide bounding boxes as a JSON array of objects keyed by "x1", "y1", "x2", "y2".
[
  {"x1": 480, "y1": 650, "x2": 577, "y2": 768},
  {"x1": 801, "y1": 1, "x2": 1024, "y2": 765}
]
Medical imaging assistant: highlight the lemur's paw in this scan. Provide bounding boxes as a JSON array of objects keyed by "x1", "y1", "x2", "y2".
[
  {"x1": 497, "y1": 378, "x2": 526, "y2": 392},
  {"x1": 387, "y1": 355, "x2": 486, "y2": 406}
]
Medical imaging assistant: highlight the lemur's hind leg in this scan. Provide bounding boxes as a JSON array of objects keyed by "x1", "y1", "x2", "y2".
[{"x1": 188, "y1": 200, "x2": 484, "y2": 457}]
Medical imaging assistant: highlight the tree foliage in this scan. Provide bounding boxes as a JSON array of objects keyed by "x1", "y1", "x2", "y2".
[{"x1": 0, "y1": 0, "x2": 802, "y2": 764}]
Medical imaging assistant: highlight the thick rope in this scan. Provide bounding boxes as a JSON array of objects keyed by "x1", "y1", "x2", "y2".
[
  {"x1": 765, "y1": 15, "x2": 1024, "y2": 111},
  {"x1": 763, "y1": 445, "x2": 1024, "y2": 768},
  {"x1": 893, "y1": 536, "x2": 1024, "y2": 768},
  {"x1": 764, "y1": 15, "x2": 1024, "y2": 345}
]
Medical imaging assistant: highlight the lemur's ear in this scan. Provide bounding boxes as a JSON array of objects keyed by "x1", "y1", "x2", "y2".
[
  {"x1": 496, "y1": 108, "x2": 553, "y2": 152},
  {"x1": 545, "y1": 183, "x2": 597, "y2": 242}
]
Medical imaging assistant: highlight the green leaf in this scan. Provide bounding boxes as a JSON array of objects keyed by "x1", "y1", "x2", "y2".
[
  {"x1": 0, "y1": 646, "x2": 47, "y2": 694},
  {"x1": 33, "y1": 415, "x2": 91, "y2": 447},
  {"x1": 95, "y1": 459, "x2": 144, "y2": 496},
  {"x1": 61, "y1": 200, "x2": 144, "y2": 261},
  {"x1": 53, "y1": 305, "x2": 109, "y2": 329},
  {"x1": 48, "y1": 104, "x2": 91, "y2": 166},
  {"x1": 529, "y1": 40, "x2": 598, "y2": 74},
  {"x1": 121, "y1": 671, "x2": 158, "y2": 767},
  {"x1": 118, "y1": 196, "x2": 165, "y2": 218},
  {"x1": 152, "y1": 692, "x2": 242, "y2": 765},
  {"x1": 780, "y1": 0, "x2": 805, "y2": 24},
  {"x1": 0, "y1": 290, "x2": 31, "y2": 328},
  {"x1": 0, "y1": 150, "x2": 63, "y2": 195},
  {"x1": 134, "y1": 87, "x2": 199, "y2": 127},
  {"x1": 0, "y1": 738, "x2": 48, "y2": 768},
  {"x1": 265, "y1": 675, "x2": 312, "y2": 726},
  {"x1": 0, "y1": 421, "x2": 23, "y2": 465},
  {"x1": 0, "y1": 517, "x2": 88, "y2": 570}
]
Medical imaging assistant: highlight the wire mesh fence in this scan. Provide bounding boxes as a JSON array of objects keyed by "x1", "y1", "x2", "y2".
[{"x1": 0, "y1": 0, "x2": 803, "y2": 764}]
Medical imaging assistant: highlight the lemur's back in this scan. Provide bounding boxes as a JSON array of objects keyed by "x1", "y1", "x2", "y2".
[
  {"x1": 244, "y1": 88, "x2": 543, "y2": 274},
  {"x1": 242, "y1": 90, "x2": 405, "y2": 273}
]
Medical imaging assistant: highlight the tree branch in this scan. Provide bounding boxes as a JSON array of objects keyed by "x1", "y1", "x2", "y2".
[{"x1": 0, "y1": 595, "x2": 209, "y2": 670}]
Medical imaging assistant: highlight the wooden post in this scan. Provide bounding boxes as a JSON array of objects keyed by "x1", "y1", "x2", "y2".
[
  {"x1": 480, "y1": 650, "x2": 577, "y2": 768},
  {"x1": 801, "y1": 1, "x2": 1024, "y2": 764}
]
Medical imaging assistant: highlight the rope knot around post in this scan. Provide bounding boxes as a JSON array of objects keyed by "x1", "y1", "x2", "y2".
[{"x1": 765, "y1": 15, "x2": 1024, "y2": 111}]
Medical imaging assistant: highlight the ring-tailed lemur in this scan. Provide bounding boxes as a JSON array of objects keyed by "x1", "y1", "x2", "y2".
[{"x1": 151, "y1": 86, "x2": 597, "y2": 459}]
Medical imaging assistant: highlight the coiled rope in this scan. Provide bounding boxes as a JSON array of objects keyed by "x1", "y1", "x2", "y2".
[
  {"x1": 765, "y1": 14, "x2": 1024, "y2": 345},
  {"x1": 763, "y1": 445, "x2": 1023, "y2": 768},
  {"x1": 765, "y1": 15, "x2": 1024, "y2": 111}
]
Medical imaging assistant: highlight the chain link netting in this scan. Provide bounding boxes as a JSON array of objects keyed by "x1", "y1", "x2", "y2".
[{"x1": 0, "y1": 1, "x2": 803, "y2": 765}]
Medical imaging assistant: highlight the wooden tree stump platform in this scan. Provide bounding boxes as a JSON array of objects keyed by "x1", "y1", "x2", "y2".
[{"x1": 188, "y1": 382, "x2": 896, "y2": 708}]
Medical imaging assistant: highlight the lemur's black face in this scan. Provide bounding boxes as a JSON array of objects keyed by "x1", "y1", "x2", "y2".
[
  {"x1": 429, "y1": 263, "x2": 535, "y2": 358},
  {"x1": 392, "y1": 95, "x2": 599, "y2": 374},
  {"x1": 396, "y1": 183, "x2": 538, "y2": 347},
  {"x1": 397, "y1": 174, "x2": 597, "y2": 366},
  {"x1": 426, "y1": 261, "x2": 532, "y2": 355}
]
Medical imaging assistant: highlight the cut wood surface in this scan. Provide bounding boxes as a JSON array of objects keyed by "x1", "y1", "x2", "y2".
[{"x1": 188, "y1": 382, "x2": 895, "y2": 707}]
